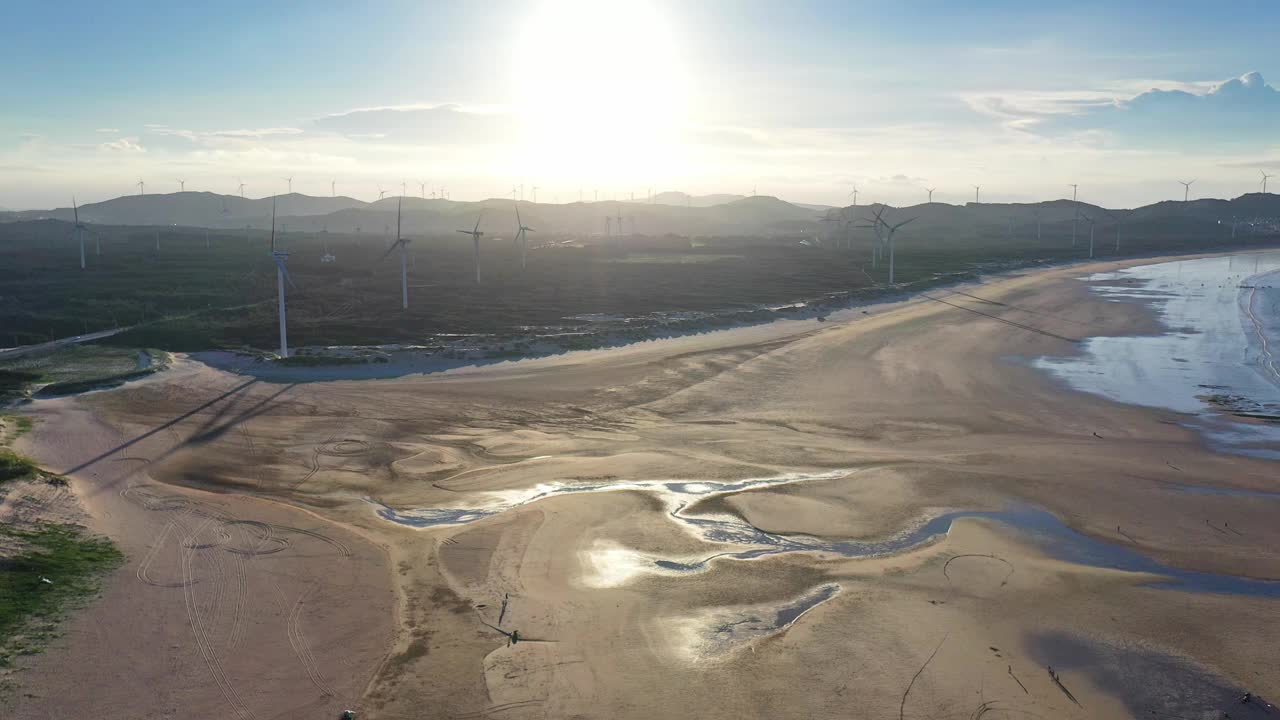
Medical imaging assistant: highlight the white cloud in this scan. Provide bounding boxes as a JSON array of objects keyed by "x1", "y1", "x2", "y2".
[
  {"x1": 99, "y1": 137, "x2": 146, "y2": 152},
  {"x1": 969, "y1": 72, "x2": 1280, "y2": 148},
  {"x1": 95, "y1": 127, "x2": 120, "y2": 133}
]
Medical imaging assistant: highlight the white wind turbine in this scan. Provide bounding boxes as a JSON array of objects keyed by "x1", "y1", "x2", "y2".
[
  {"x1": 1262, "y1": 170, "x2": 1275, "y2": 194},
  {"x1": 457, "y1": 211, "x2": 486, "y2": 284},
  {"x1": 136, "y1": 180, "x2": 145, "y2": 195},
  {"x1": 282, "y1": 176, "x2": 293, "y2": 194},
  {"x1": 1080, "y1": 212, "x2": 1097, "y2": 259},
  {"x1": 379, "y1": 196, "x2": 412, "y2": 309},
  {"x1": 514, "y1": 201, "x2": 534, "y2": 271},
  {"x1": 177, "y1": 179, "x2": 186, "y2": 192},
  {"x1": 237, "y1": 180, "x2": 246, "y2": 198},
  {"x1": 1178, "y1": 179, "x2": 1196, "y2": 202},
  {"x1": 862, "y1": 206, "x2": 917, "y2": 285},
  {"x1": 972, "y1": 185, "x2": 981, "y2": 204},
  {"x1": 72, "y1": 198, "x2": 88, "y2": 270},
  {"x1": 925, "y1": 187, "x2": 936, "y2": 203},
  {"x1": 1069, "y1": 183, "x2": 1080, "y2": 247},
  {"x1": 268, "y1": 197, "x2": 295, "y2": 358}
]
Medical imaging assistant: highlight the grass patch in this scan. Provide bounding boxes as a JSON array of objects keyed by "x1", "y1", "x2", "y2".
[
  {"x1": 0, "y1": 524, "x2": 124, "y2": 668},
  {"x1": 0, "y1": 346, "x2": 166, "y2": 399},
  {"x1": 0, "y1": 450, "x2": 38, "y2": 484},
  {"x1": 0, "y1": 415, "x2": 34, "y2": 442}
]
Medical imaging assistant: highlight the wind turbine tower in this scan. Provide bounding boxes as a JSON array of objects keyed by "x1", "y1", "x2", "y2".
[
  {"x1": 268, "y1": 197, "x2": 295, "y2": 358},
  {"x1": 865, "y1": 207, "x2": 917, "y2": 285},
  {"x1": 514, "y1": 201, "x2": 534, "y2": 271},
  {"x1": 72, "y1": 198, "x2": 87, "y2": 270},
  {"x1": 972, "y1": 185, "x2": 981, "y2": 204},
  {"x1": 378, "y1": 196, "x2": 412, "y2": 309},
  {"x1": 331, "y1": 179, "x2": 336, "y2": 197},
  {"x1": 1070, "y1": 184, "x2": 1080, "y2": 247},
  {"x1": 457, "y1": 212, "x2": 486, "y2": 284}
]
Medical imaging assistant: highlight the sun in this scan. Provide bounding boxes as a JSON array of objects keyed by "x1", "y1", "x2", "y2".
[{"x1": 511, "y1": 0, "x2": 692, "y2": 189}]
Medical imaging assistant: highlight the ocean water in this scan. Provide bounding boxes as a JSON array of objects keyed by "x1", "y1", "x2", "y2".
[{"x1": 1035, "y1": 252, "x2": 1280, "y2": 458}]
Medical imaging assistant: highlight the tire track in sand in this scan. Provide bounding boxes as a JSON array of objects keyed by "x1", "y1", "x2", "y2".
[
  {"x1": 180, "y1": 512, "x2": 257, "y2": 720},
  {"x1": 271, "y1": 581, "x2": 336, "y2": 697}
]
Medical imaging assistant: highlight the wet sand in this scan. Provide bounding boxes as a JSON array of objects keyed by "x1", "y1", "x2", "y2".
[{"x1": 10, "y1": 252, "x2": 1280, "y2": 719}]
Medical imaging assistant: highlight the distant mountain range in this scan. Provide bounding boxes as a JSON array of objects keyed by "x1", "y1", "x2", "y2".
[{"x1": 3, "y1": 190, "x2": 1278, "y2": 240}]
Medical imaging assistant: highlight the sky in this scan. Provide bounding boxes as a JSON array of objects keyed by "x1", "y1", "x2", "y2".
[{"x1": 3, "y1": 0, "x2": 1279, "y2": 210}]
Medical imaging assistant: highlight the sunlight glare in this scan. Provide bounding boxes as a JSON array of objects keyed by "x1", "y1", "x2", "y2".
[{"x1": 511, "y1": 0, "x2": 692, "y2": 189}]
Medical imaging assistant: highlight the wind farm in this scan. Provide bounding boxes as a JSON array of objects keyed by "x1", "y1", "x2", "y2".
[{"x1": 4, "y1": 5, "x2": 1280, "y2": 720}]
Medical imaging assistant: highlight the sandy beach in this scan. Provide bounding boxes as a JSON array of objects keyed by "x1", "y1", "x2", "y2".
[{"x1": 10, "y1": 252, "x2": 1280, "y2": 719}]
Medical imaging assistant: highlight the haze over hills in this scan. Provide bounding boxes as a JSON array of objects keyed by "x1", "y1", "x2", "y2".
[{"x1": 3, "y1": 190, "x2": 1278, "y2": 241}]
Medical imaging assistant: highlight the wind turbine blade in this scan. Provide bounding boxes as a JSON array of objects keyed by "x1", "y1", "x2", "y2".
[
  {"x1": 379, "y1": 240, "x2": 402, "y2": 262},
  {"x1": 893, "y1": 217, "x2": 918, "y2": 230},
  {"x1": 514, "y1": 201, "x2": 522, "y2": 228},
  {"x1": 474, "y1": 210, "x2": 484, "y2": 233},
  {"x1": 456, "y1": 229, "x2": 473, "y2": 235}
]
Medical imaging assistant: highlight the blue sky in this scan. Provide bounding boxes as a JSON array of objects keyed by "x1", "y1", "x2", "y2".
[{"x1": 3, "y1": 0, "x2": 1279, "y2": 209}]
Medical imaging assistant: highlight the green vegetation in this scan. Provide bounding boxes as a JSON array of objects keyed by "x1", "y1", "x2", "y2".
[
  {"x1": 0, "y1": 345, "x2": 165, "y2": 399},
  {"x1": 0, "y1": 523, "x2": 124, "y2": 668},
  {"x1": 1, "y1": 210, "x2": 1275, "y2": 354},
  {"x1": 0, "y1": 450, "x2": 38, "y2": 484},
  {"x1": 0, "y1": 371, "x2": 42, "y2": 403}
]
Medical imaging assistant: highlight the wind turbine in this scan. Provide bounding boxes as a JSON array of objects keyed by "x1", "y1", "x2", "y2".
[
  {"x1": 513, "y1": 201, "x2": 534, "y2": 271},
  {"x1": 418, "y1": 181, "x2": 426, "y2": 199},
  {"x1": 72, "y1": 198, "x2": 87, "y2": 270},
  {"x1": 532, "y1": 186, "x2": 539, "y2": 204},
  {"x1": 331, "y1": 179, "x2": 336, "y2": 197},
  {"x1": 972, "y1": 185, "x2": 981, "y2": 204},
  {"x1": 863, "y1": 207, "x2": 916, "y2": 285},
  {"x1": 379, "y1": 196, "x2": 412, "y2": 309},
  {"x1": 237, "y1": 179, "x2": 246, "y2": 198},
  {"x1": 377, "y1": 186, "x2": 387, "y2": 200},
  {"x1": 1105, "y1": 209, "x2": 1127, "y2": 252},
  {"x1": 1178, "y1": 179, "x2": 1196, "y2": 202},
  {"x1": 848, "y1": 186, "x2": 859, "y2": 206},
  {"x1": 1070, "y1": 184, "x2": 1080, "y2": 248},
  {"x1": 282, "y1": 176, "x2": 293, "y2": 194},
  {"x1": 1262, "y1": 170, "x2": 1275, "y2": 194},
  {"x1": 177, "y1": 179, "x2": 186, "y2": 192},
  {"x1": 925, "y1": 187, "x2": 936, "y2": 203},
  {"x1": 1080, "y1": 212, "x2": 1097, "y2": 259},
  {"x1": 137, "y1": 180, "x2": 145, "y2": 195},
  {"x1": 268, "y1": 197, "x2": 295, "y2": 358},
  {"x1": 457, "y1": 211, "x2": 485, "y2": 284}
]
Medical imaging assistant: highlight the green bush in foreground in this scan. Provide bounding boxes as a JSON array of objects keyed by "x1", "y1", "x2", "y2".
[
  {"x1": 0, "y1": 523, "x2": 124, "y2": 668},
  {"x1": 0, "y1": 450, "x2": 38, "y2": 484}
]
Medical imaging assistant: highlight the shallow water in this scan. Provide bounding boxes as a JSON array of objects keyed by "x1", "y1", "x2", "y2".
[
  {"x1": 1034, "y1": 252, "x2": 1280, "y2": 458},
  {"x1": 376, "y1": 470, "x2": 1280, "y2": 597}
]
